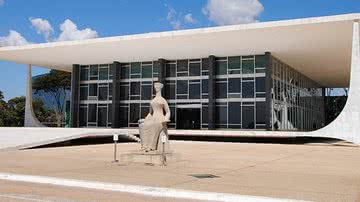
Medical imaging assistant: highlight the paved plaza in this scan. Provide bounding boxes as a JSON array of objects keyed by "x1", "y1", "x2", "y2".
[{"x1": 0, "y1": 141, "x2": 359, "y2": 201}]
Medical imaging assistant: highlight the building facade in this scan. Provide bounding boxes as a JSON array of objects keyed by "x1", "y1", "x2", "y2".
[{"x1": 71, "y1": 53, "x2": 325, "y2": 131}]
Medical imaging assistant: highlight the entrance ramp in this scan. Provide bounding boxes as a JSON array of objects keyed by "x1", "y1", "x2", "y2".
[
  {"x1": 0, "y1": 127, "x2": 138, "y2": 151},
  {"x1": 0, "y1": 127, "x2": 352, "y2": 152}
]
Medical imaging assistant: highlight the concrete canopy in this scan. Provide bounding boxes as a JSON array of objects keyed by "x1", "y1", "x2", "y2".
[{"x1": 0, "y1": 14, "x2": 359, "y2": 87}]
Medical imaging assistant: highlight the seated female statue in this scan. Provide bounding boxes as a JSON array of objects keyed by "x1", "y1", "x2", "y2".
[{"x1": 138, "y1": 82, "x2": 170, "y2": 152}]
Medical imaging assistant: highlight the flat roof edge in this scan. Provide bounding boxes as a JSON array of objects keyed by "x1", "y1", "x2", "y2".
[{"x1": 0, "y1": 13, "x2": 359, "y2": 52}]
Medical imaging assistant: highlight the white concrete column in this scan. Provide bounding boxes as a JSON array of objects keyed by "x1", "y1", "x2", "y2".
[
  {"x1": 24, "y1": 64, "x2": 44, "y2": 127},
  {"x1": 308, "y1": 21, "x2": 360, "y2": 144}
]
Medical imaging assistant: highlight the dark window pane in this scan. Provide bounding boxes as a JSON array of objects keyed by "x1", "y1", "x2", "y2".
[
  {"x1": 108, "y1": 104, "x2": 112, "y2": 123},
  {"x1": 177, "y1": 72, "x2": 188, "y2": 77},
  {"x1": 130, "y1": 82, "x2": 140, "y2": 95},
  {"x1": 202, "y1": 79, "x2": 208, "y2": 94},
  {"x1": 131, "y1": 62, "x2": 141, "y2": 74},
  {"x1": 153, "y1": 62, "x2": 159, "y2": 77},
  {"x1": 242, "y1": 55, "x2": 254, "y2": 59},
  {"x1": 89, "y1": 84, "x2": 97, "y2": 97},
  {"x1": 229, "y1": 102, "x2": 241, "y2": 124},
  {"x1": 189, "y1": 83, "x2": 200, "y2": 99},
  {"x1": 90, "y1": 65, "x2": 98, "y2": 77},
  {"x1": 255, "y1": 55, "x2": 267, "y2": 68},
  {"x1": 256, "y1": 69, "x2": 266, "y2": 73},
  {"x1": 141, "y1": 107, "x2": 150, "y2": 119},
  {"x1": 120, "y1": 66, "x2": 129, "y2": 79},
  {"x1": 229, "y1": 70, "x2": 241, "y2": 74},
  {"x1": 79, "y1": 107, "x2": 87, "y2": 127},
  {"x1": 130, "y1": 103, "x2": 140, "y2": 123},
  {"x1": 228, "y1": 78, "x2": 241, "y2": 93},
  {"x1": 242, "y1": 82, "x2": 254, "y2": 98},
  {"x1": 177, "y1": 60, "x2": 188, "y2": 72},
  {"x1": 99, "y1": 68, "x2": 109, "y2": 80},
  {"x1": 80, "y1": 68, "x2": 88, "y2": 81},
  {"x1": 166, "y1": 64, "x2": 176, "y2": 77},
  {"x1": 202, "y1": 106, "x2": 208, "y2": 124},
  {"x1": 201, "y1": 58, "x2": 209, "y2": 71},
  {"x1": 109, "y1": 64, "x2": 114, "y2": 79},
  {"x1": 170, "y1": 106, "x2": 176, "y2": 124},
  {"x1": 119, "y1": 107, "x2": 128, "y2": 127},
  {"x1": 242, "y1": 106, "x2": 254, "y2": 129},
  {"x1": 88, "y1": 104, "x2": 97, "y2": 123},
  {"x1": 256, "y1": 93, "x2": 266, "y2": 98},
  {"x1": 98, "y1": 87, "x2": 108, "y2": 101},
  {"x1": 189, "y1": 63, "x2": 201, "y2": 76},
  {"x1": 141, "y1": 85, "x2": 152, "y2": 100},
  {"x1": 228, "y1": 56, "x2": 240, "y2": 69},
  {"x1": 216, "y1": 106, "x2": 227, "y2": 124},
  {"x1": 165, "y1": 84, "x2": 175, "y2": 99},
  {"x1": 109, "y1": 83, "x2": 113, "y2": 97},
  {"x1": 216, "y1": 61, "x2": 227, "y2": 75},
  {"x1": 142, "y1": 65, "x2": 152, "y2": 78},
  {"x1": 256, "y1": 102, "x2": 266, "y2": 125},
  {"x1": 177, "y1": 95, "x2": 187, "y2": 99},
  {"x1": 256, "y1": 77, "x2": 265, "y2": 92},
  {"x1": 216, "y1": 82, "x2": 227, "y2": 98},
  {"x1": 98, "y1": 107, "x2": 107, "y2": 127},
  {"x1": 120, "y1": 84, "x2": 129, "y2": 100},
  {"x1": 177, "y1": 80, "x2": 188, "y2": 95},
  {"x1": 80, "y1": 86, "x2": 88, "y2": 100},
  {"x1": 242, "y1": 60, "x2": 254, "y2": 74}
]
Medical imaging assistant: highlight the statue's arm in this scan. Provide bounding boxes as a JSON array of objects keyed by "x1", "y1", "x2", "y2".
[{"x1": 164, "y1": 102, "x2": 171, "y2": 122}]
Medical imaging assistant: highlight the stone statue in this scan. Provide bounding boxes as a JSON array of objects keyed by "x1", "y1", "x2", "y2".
[{"x1": 138, "y1": 82, "x2": 170, "y2": 152}]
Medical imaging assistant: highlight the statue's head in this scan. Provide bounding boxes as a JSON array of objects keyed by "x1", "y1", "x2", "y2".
[{"x1": 154, "y1": 82, "x2": 163, "y2": 93}]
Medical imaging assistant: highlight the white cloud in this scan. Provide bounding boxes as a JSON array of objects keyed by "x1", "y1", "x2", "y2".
[
  {"x1": 167, "y1": 8, "x2": 181, "y2": 30},
  {"x1": 0, "y1": 0, "x2": 4, "y2": 6},
  {"x1": 29, "y1": 18, "x2": 98, "y2": 42},
  {"x1": 184, "y1": 13, "x2": 197, "y2": 24},
  {"x1": 29, "y1": 17, "x2": 54, "y2": 41},
  {"x1": 0, "y1": 30, "x2": 30, "y2": 47},
  {"x1": 0, "y1": 18, "x2": 97, "y2": 47},
  {"x1": 56, "y1": 19, "x2": 98, "y2": 41},
  {"x1": 203, "y1": 0, "x2": 264, "y2": 25}
]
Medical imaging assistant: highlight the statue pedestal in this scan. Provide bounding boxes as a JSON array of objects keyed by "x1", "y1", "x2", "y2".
[{"x1": 120, "y1": 150, "x2": 180, "y2": 165}]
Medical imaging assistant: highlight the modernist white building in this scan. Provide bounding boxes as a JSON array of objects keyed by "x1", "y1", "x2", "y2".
[{"x1": 1, "y1": 14, "x2": 360, "y2": 144}]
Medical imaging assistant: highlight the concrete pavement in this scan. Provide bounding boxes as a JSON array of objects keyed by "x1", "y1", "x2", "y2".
[{"x1": 0, "y1": 141, "x2": 359, "y2": 201}]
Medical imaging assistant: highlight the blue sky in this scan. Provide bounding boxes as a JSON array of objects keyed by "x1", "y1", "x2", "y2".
[{"x1": 0, "y1": 0, "x2": 359, "y2": 100}]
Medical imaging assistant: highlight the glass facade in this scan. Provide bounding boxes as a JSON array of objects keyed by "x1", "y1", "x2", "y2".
[
  {"x1": 79, "y1": 64, "x2": 113, "y2": 128},
  {"x1": 74, "y1": 53, "x2": 325, "y2": 131},
  {"x1": 271, "y1": 56, "x2": 325, "y2": 131}
]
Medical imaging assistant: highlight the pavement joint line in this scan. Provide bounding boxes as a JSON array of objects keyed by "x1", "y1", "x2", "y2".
[
  {"x1": 0, "y1": 193, "x2": 54, "y2": 202},
  {"x1": 0, "y1": 172, "x2": 309, "y2": 202}
]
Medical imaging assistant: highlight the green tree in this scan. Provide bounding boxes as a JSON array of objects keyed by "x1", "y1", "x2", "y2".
[
  {"x1": 33, "y1": 98, "x2": 57, "y2": 126},
  {"x1": 0, "y1": 91, "x2": 56, "y2": 127},
  {"x1": 0, "y1": 91, "x2": 12, "y2": 126},
  {"x1": 7, "y1": 96, "x2": 25, "y2": 126},
  {"x1": 32, "y1": 70, "x2": 71, "y2": 127}
]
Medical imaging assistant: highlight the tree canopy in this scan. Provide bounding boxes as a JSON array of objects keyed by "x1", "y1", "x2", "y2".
[
  {"x1": 32, "y1": 70, "x2": 71, "y2": 126},
  {"x1": 0, "y1": 91, "x2": 56, "y2": 127}
]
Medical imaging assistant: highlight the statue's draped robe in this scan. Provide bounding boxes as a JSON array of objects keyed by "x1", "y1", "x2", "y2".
[{"x1": 139, "y1": 97, "x2": 169, "y2": 151}]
